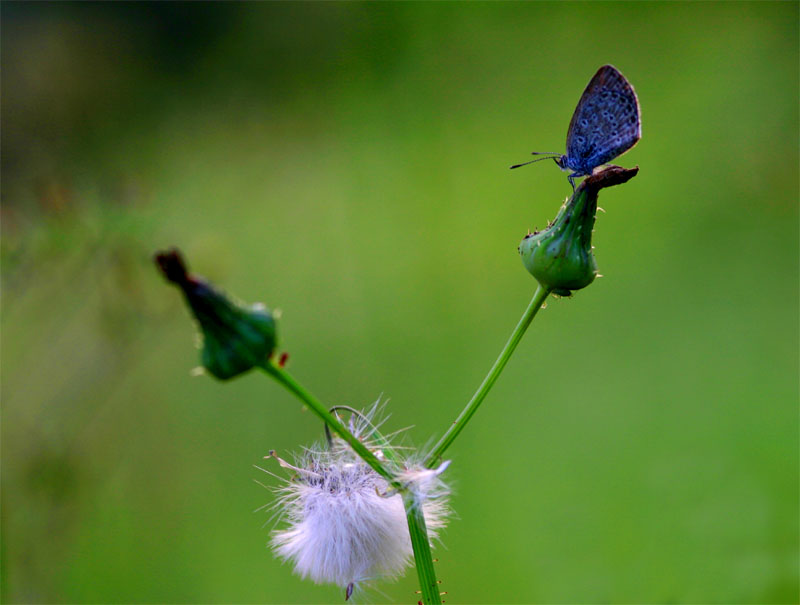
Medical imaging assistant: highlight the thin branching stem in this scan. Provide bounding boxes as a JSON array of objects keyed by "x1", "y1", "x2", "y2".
[{"x1": 425, "y1": 285, "x2": 551, "y2": 468}]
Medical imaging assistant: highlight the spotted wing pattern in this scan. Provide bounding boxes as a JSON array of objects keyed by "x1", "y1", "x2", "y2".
[{"x1": 564, "y1": 65, "x2": 641, "y2": 176}]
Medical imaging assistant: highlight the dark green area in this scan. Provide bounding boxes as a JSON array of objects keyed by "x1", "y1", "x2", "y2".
[{"x1": 2, "y1": 2, "x2": 797, "y2": 603}]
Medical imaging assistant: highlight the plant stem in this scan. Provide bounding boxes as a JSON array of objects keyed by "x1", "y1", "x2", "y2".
[
  {"x1": 261, "y1": 361, "x2": 400, "y2": 488},
  {"x1": 424, "y1": 285, "x2": 551, "y2": 467},
  {"x1": 405, "y1": 496, "x2": 441, "y2": 605}
]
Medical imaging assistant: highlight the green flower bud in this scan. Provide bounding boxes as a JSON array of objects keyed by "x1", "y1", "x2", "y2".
[
  {"x1": 519, "y1": 165, "x2": 638, "y2": 296},
  {"x1": 155, "y1": 248, "x2": 277, "y2": 380},
  {"x1": 518, "y1": 191, "x2": 597, "y2": 296}
]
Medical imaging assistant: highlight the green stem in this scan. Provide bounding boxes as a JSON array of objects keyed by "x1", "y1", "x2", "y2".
[
  {"x1": 424, "y1": 285, "x2": 551, "y2": 468},
  {"x1": 405, "y1": 496, "x2": 441, "y2": 605},
  {"x1": 261, "y1": 361, "x2": 400, "y2": 488}
]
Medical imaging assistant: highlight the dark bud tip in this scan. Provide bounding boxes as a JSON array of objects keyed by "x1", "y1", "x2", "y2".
[
  {"x1": 278, "y1": 352, "x2": 289, "y2": 368},
  {"x1": 345, "y1": 582, "x2": 354, "y2": 601},
  {"x1": 155, "y1": 248, "x2": 190, "y2": 285},
  {"x1": 582, "y1": 165, "x2": 639, "y2": 193}
]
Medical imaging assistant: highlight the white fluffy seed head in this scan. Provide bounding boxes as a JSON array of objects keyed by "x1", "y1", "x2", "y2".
[{"x1": 267, "y1": 408, "x2": 450, "y2": 591}]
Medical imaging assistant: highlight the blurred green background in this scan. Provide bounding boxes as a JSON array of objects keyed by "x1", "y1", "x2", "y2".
[{"x1": 2, "y1": 2, "x2": 797, "y2": 603}]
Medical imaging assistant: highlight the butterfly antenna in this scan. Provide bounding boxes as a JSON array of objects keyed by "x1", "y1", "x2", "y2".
[{"x1": 510, "y1": 154, "x2": 560, "y2": 170}]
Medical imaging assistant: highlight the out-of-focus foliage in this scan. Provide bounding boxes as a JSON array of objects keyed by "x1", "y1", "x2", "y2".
[{"x1": 2, "y1": 3, "x2": 797, "y2": 603}]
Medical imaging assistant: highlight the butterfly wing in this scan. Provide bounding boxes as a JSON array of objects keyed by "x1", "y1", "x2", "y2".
[{"x1": 564, "y1": 65, "x2": 641, "y2": 174}]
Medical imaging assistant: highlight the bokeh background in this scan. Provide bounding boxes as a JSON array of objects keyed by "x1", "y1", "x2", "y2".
[{"x1": 2, "y1": 2, "x2": 798, "y2": 603}]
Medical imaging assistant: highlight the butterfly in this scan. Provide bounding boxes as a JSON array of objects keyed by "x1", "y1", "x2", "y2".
[{"x1": 511, "y1": 64, "x2": 641, "y2": 190}]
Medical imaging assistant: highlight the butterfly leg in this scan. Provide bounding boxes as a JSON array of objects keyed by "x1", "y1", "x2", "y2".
[{"x1": 567, "y1": 173, "x2": 579, "y2": 191}]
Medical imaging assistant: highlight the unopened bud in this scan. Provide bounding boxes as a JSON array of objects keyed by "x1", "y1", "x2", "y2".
[
  {"x1": 155, "y1": 248, "x2": 277, "y2": 380},
  {"x1": 519, "y1": 165, "x2": 638, "y2": 296}
]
